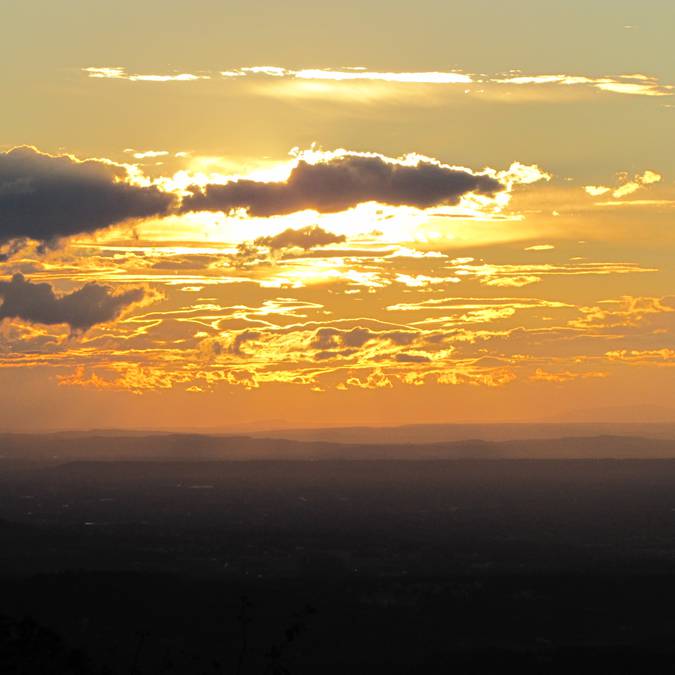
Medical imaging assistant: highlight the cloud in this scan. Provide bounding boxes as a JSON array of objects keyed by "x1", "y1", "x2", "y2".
[
  {"x1": 524, "y1": 244, "x2": 554, "y2": 251},
  {"x1": 395, "y1": 274, "x2": 459, "y2": 287},
  {"x1": 311, "y1": 326, "x2": 417, "y2": 350},
  {"x1": 481, "y1": 275, "x2": 541, "y2": 287},
  {"x1": 345, "y1": 369, "x2": 393, "y2": 389},
  {"x1": 124, "y1": 149, "x2": 170, "y2": 159},
  {"x1": 84, "y1": 67, "x2": 209, "y2": 82},
  {"x1": 585, "y1": 169, "x2": 662, "y2": 201},
  {"x1": 231, "y1": 66, "x2": 473, "y2": 84},
  {"x1": 444, "y1": 259, "x2": 655, "y2": 287},
  {"x1": 195, "y1": 323, "x2": 432, "y2": 379},
  {"x1": 181, "y1": 152, "x2": 504, "y2": 217},
  {"x1": 0, "y1": 274, "x2": 149, "y2": 331},
  {"x1": 584, "y1": 185, "x2": 612, "y2": 197},
  {"x1": 571, "y1": 296, "x2": 675, "y2": 331},
  {"x1": 493, "y1": 73, "x2": 673, "y2": 97},
  {"x1": 386, "y1": 297, "x2": 571, "y2": 313},
  {"x1": 605, "y1": 349, "x2": 675, "y2": 367},
  {"x1": 394, "y1": 352, "x2": 431, "y2": 363},
  {"x1": 639, "y1": 170, "x2": 662, "y2": 185},
  {"x1": 254, "y1": 225, "x2": 346, "y2": 250},
  {"x1": 0, "y1": 146, "x2": 174, "y2": 247},
  {"x1": 57, "y1": 364, "x2": 180, "y2": 393},
  {"x1": 531, "y1": 368, "x2": 608, "y2": 383}
]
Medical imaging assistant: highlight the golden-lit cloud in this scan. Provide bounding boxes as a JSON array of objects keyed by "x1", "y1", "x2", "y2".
[
  {"x1": 584, "y1": 169, "x2": 663, "y2": 201},
  {"x1": 531, "y1": 368, "x2": 608, "y2": 383},
  {"x1": 605, "y1": 349, "x2": 675, "y2": 367},
  {"x1": 493, "y1": 72, "x2": 673, "y2": 97},
  {"x1": 2, "y1": 281, "x2": 672, "y2": 399},
  {"x1": 84, "y1": 67, "x2": 210, "y2": 82},
  {"x1": 571, "y1": 296, "x2": 675, "y2": 330},
  {"x1": 0, "y1": 138, "x2": 671, "y2": 418},
  {"x1": 124, "y1": 149, "x2": 171, "y2": 159},
  {"x1": 524, "y1": 244, "x2": 554, "y2": 251},
  {"x1": 84, "y1": 66, "x2": 674, "y2": 97},
  {"x1": 83, "y1": 66, "x2": 675, "y2": 102},
  {"x1": 231, "y1": 67, "x2": 473, "y2": 84}
]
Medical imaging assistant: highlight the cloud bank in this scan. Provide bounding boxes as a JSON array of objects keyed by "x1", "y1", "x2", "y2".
[{"x1": 0, "y1": 146, "x2": 174, "y2": 246}]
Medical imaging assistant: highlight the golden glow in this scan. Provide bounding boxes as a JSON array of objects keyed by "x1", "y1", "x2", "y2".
[{"x1": 3, "y1": 10, "x2": 675, "y2": 428}]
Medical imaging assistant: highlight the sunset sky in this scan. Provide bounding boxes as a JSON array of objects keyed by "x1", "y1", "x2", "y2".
[{"x1": 1, "y1": 0, "x2": 674, "y2": 430}]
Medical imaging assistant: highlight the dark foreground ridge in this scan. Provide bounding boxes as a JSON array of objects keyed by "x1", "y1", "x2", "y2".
[{"x1": 4, "y1": 439, "x2": 675, "y2": 672}]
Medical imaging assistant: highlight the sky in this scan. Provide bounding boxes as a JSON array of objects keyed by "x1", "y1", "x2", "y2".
[{"x1": 1, "y1": 0, "x2": 674, "y2": 430}]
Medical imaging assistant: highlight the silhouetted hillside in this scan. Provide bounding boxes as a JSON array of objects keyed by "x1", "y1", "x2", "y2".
[{"x1": 5, "y1": 459, "x2": 675, "y2": 672}]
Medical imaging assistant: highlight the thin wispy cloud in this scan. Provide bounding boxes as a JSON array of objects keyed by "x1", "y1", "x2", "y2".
[
  {"x1": 493, "y1": 73, "x2": 672, "y2": 97},
  {"x1": 83, "y1": 65, "x2": 674, "y2": 98},
  {"x1": 234, "y1": 66, "x2": 473, "y2": 84},
  {"x1": 84, "y1": 67, "x2": 210, "y2": 82}
]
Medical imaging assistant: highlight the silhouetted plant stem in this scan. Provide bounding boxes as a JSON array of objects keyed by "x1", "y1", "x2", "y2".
[
  {"x1": 235, "y1": 595, "x2": 252, "y2": 675},
  {"x1": 129, "y1": 631, "x2": 147, "y2": 675}
]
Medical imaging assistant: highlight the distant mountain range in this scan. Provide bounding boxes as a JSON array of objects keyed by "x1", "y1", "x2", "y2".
[
  {"x1": 250, "y1": 421, "x2": 675, "y2": 444},
  {"x1": 548, "y1": 404, "x2": 675, "y2": 424},
  {"x1": 3, "y1": 428, "x2": 675, "y2": 461}
]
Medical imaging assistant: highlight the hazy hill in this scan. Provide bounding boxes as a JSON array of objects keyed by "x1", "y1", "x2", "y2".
[
  {"x1": 3, "y1": 431, "x2": 675, "y2": 461},
  {"x1": 250, "y1": 422, "x2": 675, "y2": 444}
]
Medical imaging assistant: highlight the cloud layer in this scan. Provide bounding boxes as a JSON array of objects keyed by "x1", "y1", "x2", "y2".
[
  {"x1": 84, "y1": 65, "x2": 675, "y2": 98},
  {"x1": 0, "y1": 147, "x2": 174, "y2": 246},
  {"x1": 0, "y1": 274, "x2": 147, "y2": 331},
  {"x1": 181, "y1": 153, "x2": 503, "y2": 217}
]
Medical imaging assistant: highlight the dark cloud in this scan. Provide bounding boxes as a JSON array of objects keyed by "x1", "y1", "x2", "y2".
[
  {"x1": 181, "y1": 154, "x2": 503, "y2": 217},
  {"x1": 0, "y1": 146, "x2": 174, "y2": 246},
  {"x1": 312, "y1": 326, "x2": 418, "y2": 350},
  {"x1": 0, "y1": 274, "x2": 147, "y2": 331},
  {"x1": 0, "y1": 238, "x2": 28, "y2": 262},
  {"x1": 255, "y1": 225, "x2": 345, "y2": 250},
  {"x1": 394, "y1": 352, "x2": 431, "y2": 363},
  {"x1": 228, "y1": 330, "x2": 261, "y2": 355}
]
